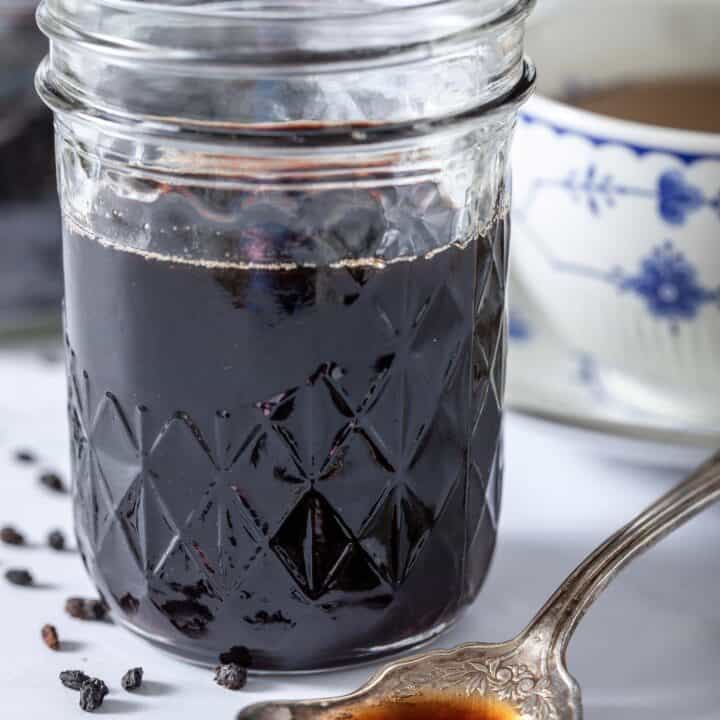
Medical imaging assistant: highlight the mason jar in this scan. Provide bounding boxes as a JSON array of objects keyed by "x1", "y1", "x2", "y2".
[{"x1": 37, "y1": 0, "x2": 535, "y2": 671}]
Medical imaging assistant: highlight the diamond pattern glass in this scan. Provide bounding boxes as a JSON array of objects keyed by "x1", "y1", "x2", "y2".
[{"x1": 65, "y1": 208, "x2": 508, "y2": 670}]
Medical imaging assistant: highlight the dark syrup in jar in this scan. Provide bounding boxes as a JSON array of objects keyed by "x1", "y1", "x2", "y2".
[{"x1": 64, "y1": 185, "x2": 508, "y2": 670}]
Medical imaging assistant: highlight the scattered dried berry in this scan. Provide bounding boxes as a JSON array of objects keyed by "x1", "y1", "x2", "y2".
[
  {"x1": 47, "y1": 529, "x2": 66, "y2": 551},
  {"x1": 79, "y1": 678, "x2": 108, "y2": 712},
  {"x1": 5, "y1": 568, "x2": 33, "y2": 586},
  {"x1": 121, "y1": 667, "x2": 143, "y2": 691},
  {"x1": 41, "y1": 624, "x2": 60, "y2": 650},
  {"x1": 79, "y1": 686, "x2": 102, "y2": 711},
  {"x1": 85, "y1": 678, "x2": 109, "y2": 698},
  {"x1": 60, "y1": 670, "x2": 90, "y2": 691},
  {"x1": 0, "y1": 525, "x2": 25, "y2": 546},
  {"x1": 65, "y1": 597, "x2": 108, "y2": 621},
  {"x1": 219, "y1": 645, "x2": 251, "y2": 667},
  {"x1": 13, "y1": 449, "x2": 37, "y2": 464},
  {"x1": 214, "y1": 663, "x2": 247, "y2": 690},
  {"x1": 39, "y1": 471, "x2": 66, "y2": 493}
]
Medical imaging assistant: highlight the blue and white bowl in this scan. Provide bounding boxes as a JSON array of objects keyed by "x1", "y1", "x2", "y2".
[{"x1": 511, "y1": 0, "x2": 720, "y2": 425}]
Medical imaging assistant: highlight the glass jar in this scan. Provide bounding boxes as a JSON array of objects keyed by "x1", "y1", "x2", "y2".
[
  {"x1": 37, "y1": 0, "x2": 535, "y2": 671},
  {"x1": 0, "y1": 1, "x2": 61, "y2": 334}
]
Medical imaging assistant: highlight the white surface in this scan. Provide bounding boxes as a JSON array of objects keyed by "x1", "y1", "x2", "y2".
[{"x1": 0, "y1": 345, "x2": 719, "y2": 718}]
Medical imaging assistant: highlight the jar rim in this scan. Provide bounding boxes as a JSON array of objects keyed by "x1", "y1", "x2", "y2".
[
  {"x1": 38, "y1": 0, "x2": 535, "y2": 58},
  {"x1": 37, "y1": 0, "x2": 535, "y2": 144},
  {"x1": 79, "y1": 0, "x2": 520, "y2": 21}
]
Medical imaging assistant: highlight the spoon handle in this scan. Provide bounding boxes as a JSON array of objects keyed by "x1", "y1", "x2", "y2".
[{"x1": 524, "y1": 449, "x2": 720, "y2": 659}]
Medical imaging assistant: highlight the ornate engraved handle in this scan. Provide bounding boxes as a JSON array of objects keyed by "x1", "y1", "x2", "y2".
[{"x1": 524, "y1": 449, "x2": 720, "y2": 659}]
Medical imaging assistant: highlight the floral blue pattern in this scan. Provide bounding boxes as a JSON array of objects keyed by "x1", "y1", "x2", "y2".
[
  {"x1": 511, "y1": 207, "x2": 720, "y2": 327},
  {"x1": 516, "y1": 165, "x2": 719, "y2": 226},
  {"x1": 519, "y1": 111, "x2": 720, "y2": 164},
  {"x1": 512, "y1": 116, "x2": 720, "y2": 330},
  {"x1": 657, "y1": 171, "x2": 705, "y2": 225},
  {"x1": 618, "y1": 242, "x2": 720, "y2": 321}
]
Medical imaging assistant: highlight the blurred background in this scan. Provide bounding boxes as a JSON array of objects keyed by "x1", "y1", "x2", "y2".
[{"x1": 0, "y1": 0, "x2": 61, "y2": 338}]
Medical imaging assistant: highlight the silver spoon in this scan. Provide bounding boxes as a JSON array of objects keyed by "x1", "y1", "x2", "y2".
[{"x1": 238, "y1": 450, "x2": 720, "y2": 720}]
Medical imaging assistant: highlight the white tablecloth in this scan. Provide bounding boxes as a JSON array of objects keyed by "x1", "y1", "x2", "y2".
[{"x1": 0, "y1": 345, "x2": 717, "y2": 719}]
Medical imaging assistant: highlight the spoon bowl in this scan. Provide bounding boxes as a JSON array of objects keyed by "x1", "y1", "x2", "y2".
[{"x1": 238, "y1": 630, "x2": 578, "y2": 720}]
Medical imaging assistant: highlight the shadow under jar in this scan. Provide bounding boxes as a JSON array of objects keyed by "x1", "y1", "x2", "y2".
[{"x1": 36, "y1": 0, "x2": 535, "y2": 671}]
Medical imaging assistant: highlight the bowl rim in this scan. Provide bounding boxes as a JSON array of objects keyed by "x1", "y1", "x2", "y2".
[{"x1": 521, "y1": 92, "x2": 720, "y2": 159}]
